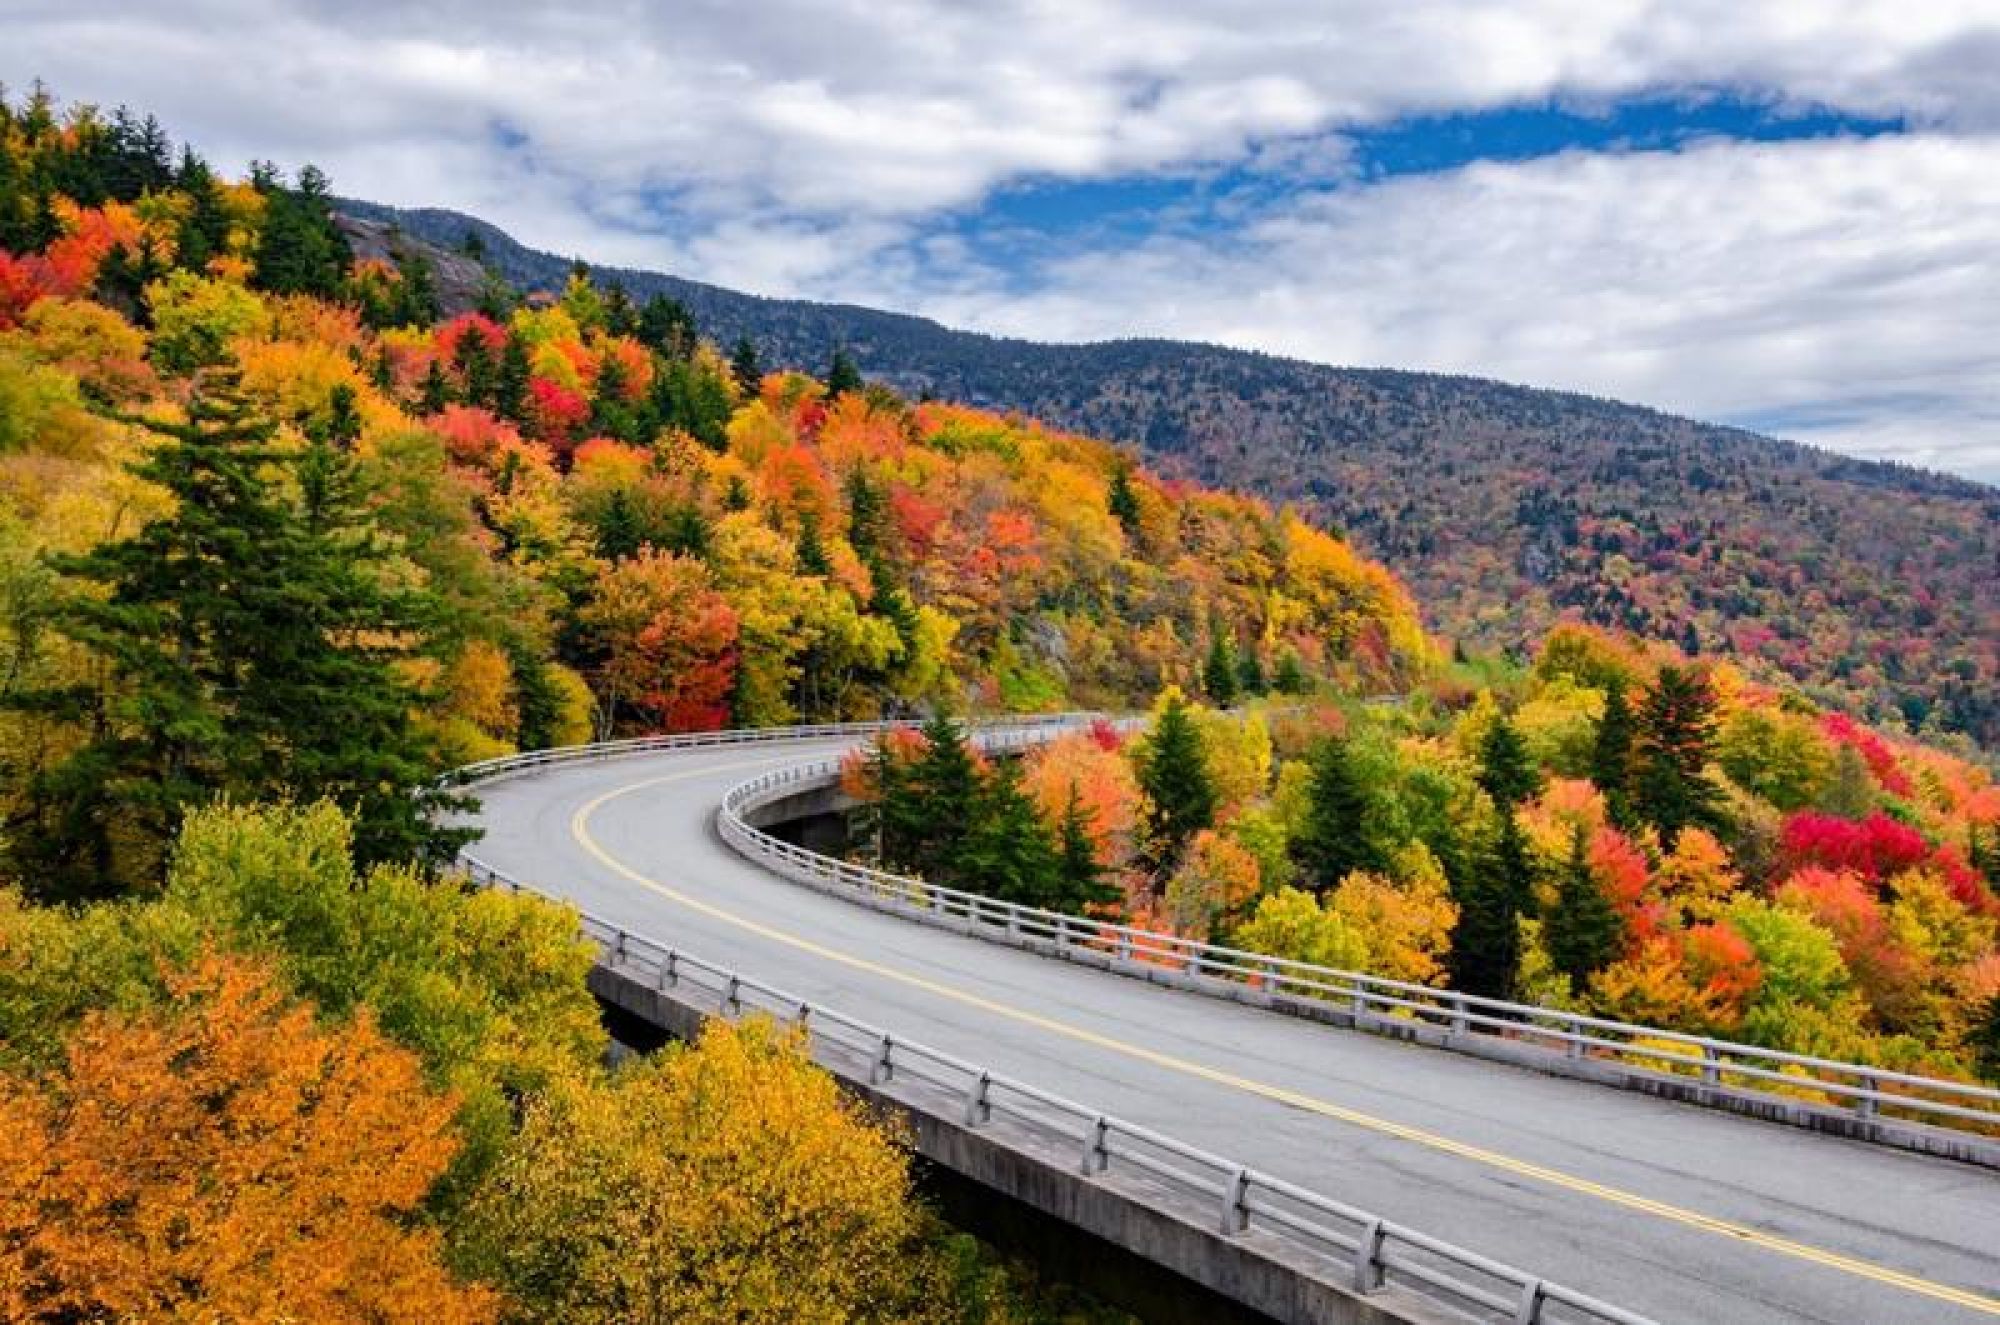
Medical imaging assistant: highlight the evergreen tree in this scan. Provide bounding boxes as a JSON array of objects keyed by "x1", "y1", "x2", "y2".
[
  {"x1": 394, "y1": 248, "x2": 439, "y2": 327},
  {"x1": 1449, "y1": 817, "x2": 1531, "y2": 1001},
  {"x1": 316, "y1": 383, "x2": 363, "y2": 450},
  {"x1": 795, "y1": 511, "x2": 832, "y2": 577},
  {"x1": 253, "y1": 438, "x2": 470, "y2": 867},
  {"x1": 1545, "y1": 824, "x2": 1622, "y2": 988},
  {"x1": 1633, "y1": 665, "x2": 1725, "y2": 848},
  {"x1": 1290, "y1": 736, "x2": 1376, "y2": 893},
  {"x1": 7, "y1": 376, "x2": 462, "y2": 898},
  {"x1": 825, "y1": 347, "x2": 863, "y2": 399},
  {"x1": 594, "y1": 489, "x2": 644, "y2": 562},
  {"x1": 1107, "y1": 465, "x2": 1141, "y2": 536},
  {"x1": 1203, "y1": 630, "x2": 1239, "y2": 707},
  {"x1": 1236, "y1": 646, "x2": 1267, "y2": 698},
  {"x1": 961, "y1": 758, "x2": 1063, "y2": 907},
  {"x1": 602, "y1": 283, "x2": 640, "y2": 339},
  {"x1": 889, "y1": 714, "x2": 983, "y2": 886},
  {"x1": 1972, "y1": 995, "x2": 2000, "y2": 1084},
  {"x1": 729, "y1": 335, "x2": 762, "y2": 396},
  {"x1": 1272, "y1": 650, "x2": 1310, "y2": 696},
  {"x1": 1135, "y1": 692, "x2": 1215, "y2": 877},
  {"x1": 638, "y1": 294, "x2": 695, "y2": 357},
  {"x1": 1476, "y1": 714, "x2": 1541, "y2": 812},
  {"x1": 453, "y1": 325, "x2": 497, "y2": 408},
  {"x1": 495, "y1": 333, "x2": 532, "y2": 423},
  {"x1": 419, "y1": 359, "x2": 451, "y2": 414},
  {"x1": 1591, "y1": 684, "x2": 1636, "y2": 828},
  {"x1": 251, "y1": 164, "x2": 351, "y2": 298},
  {"x1": 1053, "y1": 782, "x2": 1117, "y2": 914},
  {"x1": 505, "y1": 636, "x2": 565, "y2": 753},
  {"x1": 1449, "y1": 714, "x2": 1545, "y2": 999}
]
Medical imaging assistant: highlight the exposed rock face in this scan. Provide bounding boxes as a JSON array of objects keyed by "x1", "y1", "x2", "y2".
[{"x1": 333, "y1": 213, "x2": 489, "y2": 317}]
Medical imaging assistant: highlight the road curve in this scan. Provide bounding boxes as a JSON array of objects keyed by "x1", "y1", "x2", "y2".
[{"x1": 467, "y1": 734, "x2": 2000, "y2": 1325}]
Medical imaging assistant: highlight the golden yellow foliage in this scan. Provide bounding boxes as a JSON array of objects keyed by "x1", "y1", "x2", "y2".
[
  {"x1": 456, "y1": 1019, "x2": 933, "y2": 1325},
  {"x1": 0, "y1": 952, "x2": 495, "y2": 1324}
]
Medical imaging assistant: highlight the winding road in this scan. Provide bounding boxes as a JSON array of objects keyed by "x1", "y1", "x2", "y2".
[{"x1": 467, "y1": 733, "x2": 2000, "y2": 1324}]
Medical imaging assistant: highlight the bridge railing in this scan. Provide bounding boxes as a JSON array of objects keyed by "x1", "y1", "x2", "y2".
[
  {"x1": 718, "y1": 751, "x2": 2000, "y2": 1148},
  {"x1": 449, "y1": 712, "x2": 1105, "y2": 787},
  {"x1": 455, "y1": 852, "x2": 1653, "y2": 1325}
]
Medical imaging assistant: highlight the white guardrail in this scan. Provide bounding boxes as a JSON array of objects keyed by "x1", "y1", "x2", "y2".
[
  {"x1": 454, "y1": 879, "x2": 1649, "y2": 1325},
  {"x1": 704, "y1": 741, "x2": 2000, "y2": 1154},
  {"x1": 452, "y1": 715, "x2": 1651, "y2": 1325}
]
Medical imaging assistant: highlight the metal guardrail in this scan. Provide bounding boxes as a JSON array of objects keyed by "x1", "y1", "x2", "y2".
[
  {"x1": 449, "y1": 712, "x2": 1102, "y2": 787},
  {"x1": 716, "y1": 755, "x2": 2000, "y2": 1148},
  {"x1": 455, "y1": 851, "x2": 1653, "y2": 1325}
]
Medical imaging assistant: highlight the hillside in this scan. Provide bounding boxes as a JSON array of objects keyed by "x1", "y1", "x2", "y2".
[{"x1": 342, "y1": 199, "x2": 2000, "y2": 754}]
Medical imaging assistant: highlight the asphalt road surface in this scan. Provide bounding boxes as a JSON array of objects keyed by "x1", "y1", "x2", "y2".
[{"x1": 466, "y1": 735, "x2": 2000, "y2": 1324}]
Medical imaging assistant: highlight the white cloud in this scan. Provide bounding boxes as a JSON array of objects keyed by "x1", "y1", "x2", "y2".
[
  {"x1": 896, "y1": 134, "x2": 2000, "y2": 475},
  {"x1": 3, "y1": 2, "x2": 1998, "y2": 475}
]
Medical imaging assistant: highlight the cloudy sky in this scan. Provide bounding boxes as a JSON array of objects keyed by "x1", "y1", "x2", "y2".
[{"x1": 8, "y1": 2, "x2": 1999, "y2": 479}]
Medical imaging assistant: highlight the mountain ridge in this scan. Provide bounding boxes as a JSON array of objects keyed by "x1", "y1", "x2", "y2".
[{"x1": 339, "y1": 198, "x2": 2000, "y2": 750}]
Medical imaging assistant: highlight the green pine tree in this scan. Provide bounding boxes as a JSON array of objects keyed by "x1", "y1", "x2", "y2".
[
  {"x1": 7, "y1": 375, "x2": 464, "y2": 898},
  {"x1": 961, "y1": 758, "x2": 1063, "y2": 907},
  {"x1": 1633, "y1": 665, "x2": 1726, "y2": 848},
  {"x1": 1972, "y1": 994, "x2": 2000, "y2": 1084},
  {"x1": 1545, "y1": 824, "x2": 1623, "y2": 988},
  {"x1": 1289, "y1": 736, "x2": 1376, "y2": 892},
  {"x1": 795, "y1": 511, "x2": 832, "y2": 577},
  {"x1": 495, "y1": 333, "x2": 532, "y2": 423},
  {"x1": 1052, "y1": 782, "x2": 1117, "y2": 914},
  {"x1": 1591, "y1": 684, "x2": 1636, "y2": 828},
  {"x1": 1135, "y1": 692, "x2": 1215, "y2": 877},
  {"x1": 1273, "y1": 650, "x2": 1310, "y2": 696},
  {"x1": 1107, "y1": 465, "x2": 1141, "y2": 536},
  {"x1": 419, "y1": 359, "x2": 451, "y2": 414},
  {"x1": 250, "y1": 164, "x2": 350, "y2": 298},
  {"x1": 1476, "y1": 714, "x2": 1541, "y2": 812},
  {"x1": 1449, "y1": 813, "x2": 1532, "y2": 1000},
  {"x1": 1204, "y1": 630, "x2": 1240, "y2": 707},
  {"x1": 825, "y1": 347, "x2": 863, "y2": 399},
  {"x1": 890, "y1": 713, "x2": 983, "y2": 886},
  {"x1": 1236, "y1": 646, "x2": 1267, "y2": 697},
  {"x1": 730, "y1": 336, "x2": 762, "y2": 396}
]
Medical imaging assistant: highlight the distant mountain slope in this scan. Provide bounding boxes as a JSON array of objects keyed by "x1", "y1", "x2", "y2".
[{"x1": 340, "y1": 200, "x2": 2000, "y2": 750}]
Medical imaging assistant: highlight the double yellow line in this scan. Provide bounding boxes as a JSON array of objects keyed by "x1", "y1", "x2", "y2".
[{"x1": 567, "y1": 758, "x2": 2000, "y2": 1317}]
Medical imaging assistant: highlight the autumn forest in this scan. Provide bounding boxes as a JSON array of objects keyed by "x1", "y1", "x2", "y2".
[{"x1": 0, "y1": 86, "x2": 1996, "y2": 1321}]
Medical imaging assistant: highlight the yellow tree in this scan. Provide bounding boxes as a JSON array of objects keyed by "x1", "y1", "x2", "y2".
[{"x1": 455, "y1": 1019, "x2": 935, "y2": 1325}]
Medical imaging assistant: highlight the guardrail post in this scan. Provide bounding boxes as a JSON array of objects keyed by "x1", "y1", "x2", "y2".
[
  {"x1": 1449, "y1": 996, "x2": 1468, "y2": 1036},
  {"x1": 1080, "y1": 1115, "x2": 1109, "y2": 1174},
  {"x1": 1219, "y1": 1167, "x2": 1250, "y2": 1235},
  {"x1": 721, "y1": 974, "x2": 741, "y2": 1015},
  {"x1": 612, "y1": 929, "x2": 628, "y2": 967},
  {"x1": 1856, "y1": 1074, "x2": 1879, "y2": 1121},
  {"x1": 1513, "y1": 1280, "x2": 1547, "y2": 1325},
  {"x1": 963, "y1": 1071, "x2": 991, "y2": 1127},
  {"x1": 871, "y1": 1033, "x2": 895, "y2": 1085},
  {"x1": 1352, "y1": 1217, "x2": 1386, "y2": 1292},
  {"x1": 1351, "y1": 986, "x2": 1368, "y2": 1027},
  {"x1": 1055, "y1": 914, "x2": 1072, "y2": 950},
  {"x1": 1701, "y1": 1045, "x2": 1721, "y2": 1087}
]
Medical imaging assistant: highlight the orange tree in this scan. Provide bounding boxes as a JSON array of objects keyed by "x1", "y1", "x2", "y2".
[{"x1": 0, "y1": 951, "x2": 496, "y2": 1322}]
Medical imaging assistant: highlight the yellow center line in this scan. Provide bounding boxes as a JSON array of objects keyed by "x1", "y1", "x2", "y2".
[{"x1": 562, "y1": 758, "x2": 2000, "y2": 1317}]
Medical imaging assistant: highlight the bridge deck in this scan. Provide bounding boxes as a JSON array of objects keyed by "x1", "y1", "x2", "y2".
[{"x1": 469, "y1": 738, "x2": 2000, "y2": 1325}]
